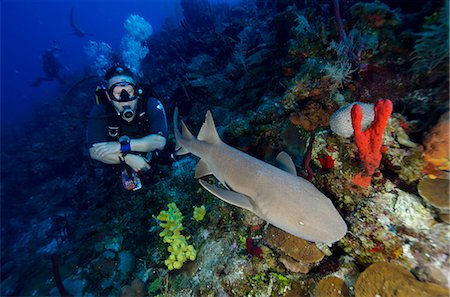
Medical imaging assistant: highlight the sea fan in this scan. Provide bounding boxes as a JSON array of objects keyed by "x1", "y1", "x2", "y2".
[{"x1": 411, "y1": 5, "x2": 449, "y2": 80}]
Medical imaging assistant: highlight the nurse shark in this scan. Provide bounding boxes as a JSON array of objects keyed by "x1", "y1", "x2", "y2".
[{"x1": 174, "y1": 108, "x2": 347, "y2": 243}]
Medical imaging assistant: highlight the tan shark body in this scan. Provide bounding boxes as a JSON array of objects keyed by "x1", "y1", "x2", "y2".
[{"x1": 174, "y1": 109, "x2": 347, "y2": 243}]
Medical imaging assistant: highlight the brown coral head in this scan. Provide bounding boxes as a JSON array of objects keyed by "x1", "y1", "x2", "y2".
[
  {"x1": 355, "y1": 262, "x2": 449, "y2": 297},
  {"x1": 418, "y1": 177, "x2": 450, "y2": 210},
  {"x1": 316, "y1": 276, "x2": 349, "y2": 297},
  {"x1": 265, "y1": 226, "x2": 324, "y2": 263}
]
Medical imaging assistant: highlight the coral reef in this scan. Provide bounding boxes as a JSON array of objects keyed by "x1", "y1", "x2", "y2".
[{"x1": 2, "y1": 0, "x2": 449, "y2": 296}]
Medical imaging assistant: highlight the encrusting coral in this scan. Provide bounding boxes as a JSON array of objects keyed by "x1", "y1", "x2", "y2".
[
  {"x1": 418, "y1": 177, "x2": 450, "y2": 211},
  {"x1": 154, "y1": 203, "x2": 197, "y2": 270},
  {"x1": 264, "y1": 226, "x2": 324, "y2": 273},
  {"x1": 354, "y1": 262, "x2": 449, "y2": 297},
  {"x1": 316, "y1": 276, "x2": 349, "y2": 297}
]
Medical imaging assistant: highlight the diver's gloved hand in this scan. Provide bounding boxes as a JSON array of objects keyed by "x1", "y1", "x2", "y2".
[
  {"x1": 124, "y1": 154, "x2": 151, "y2": 172},
  {"x1": 91, "y1": 142, "x2": 120, "y2": 159}
]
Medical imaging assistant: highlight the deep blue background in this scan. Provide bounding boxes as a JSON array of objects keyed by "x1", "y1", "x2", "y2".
[{"x1": 1, "y1": 0, "x2": 181, "y2": 129}]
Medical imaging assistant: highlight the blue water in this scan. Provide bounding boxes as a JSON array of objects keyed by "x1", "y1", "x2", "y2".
[{"x1": 1, "y1": 0, "x2": 180, "y2": 128}]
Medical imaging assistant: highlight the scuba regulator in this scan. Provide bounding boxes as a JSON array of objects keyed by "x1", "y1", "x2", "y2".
[{"x1": 118, "y1": 89, "x2": 136, "y2": 119}]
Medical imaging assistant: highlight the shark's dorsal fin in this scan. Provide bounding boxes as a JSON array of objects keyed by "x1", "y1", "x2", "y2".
[
  {"x1": 199, "y1": 180, "x2": 254, "y2": 211},
  {"x1": 197, "y1": 110, "x2": 221, "y2": 144},
  {"x1": 275, "y1": 151, "x2": 297, "y2": 175},
  {"x1": 195, "y1": 159, "x2": 212, "y2": 178}
]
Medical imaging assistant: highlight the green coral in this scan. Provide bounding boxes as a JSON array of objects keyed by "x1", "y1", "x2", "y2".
[
  {"x1": 147, "y1": 277, "x2": 163, "y2": 294},
  {"x1": 395, "y1": 148, "x2": 426, "y2": 183},
  {"x1": 154, "y1": 203, "x2": 197, "y2": 270},
  {"x1": 247, "y1": 272, "x2": 292, "y2": 296}
]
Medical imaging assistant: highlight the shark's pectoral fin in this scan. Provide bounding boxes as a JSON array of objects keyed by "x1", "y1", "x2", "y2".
[
  {"x1": 195, "y1": 159, "x2": 213, "y2": 178},
  {"x1": 275, "y1": 151, "x2": 297, "y2": 175},
  {"x1": 199, "y1": 180, "x2": 254, "y2": 211}
]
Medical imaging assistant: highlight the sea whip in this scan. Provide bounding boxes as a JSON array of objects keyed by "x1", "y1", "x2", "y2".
[
  {"x1": 303, "y1": 130, "x2": 316, "y2": 181},
  {"x1": 52, "y1": 254, "x2": 69, "y2": 296}
]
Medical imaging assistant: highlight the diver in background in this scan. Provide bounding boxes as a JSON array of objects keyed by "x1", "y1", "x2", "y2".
[{"x1": 31, "y1": 41, "x2": 65, "y2": 87}]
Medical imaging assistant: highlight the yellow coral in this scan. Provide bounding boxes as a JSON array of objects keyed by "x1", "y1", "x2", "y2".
[
  {"x1": 155, "y1": 203, "x2": 197, "y2": 270},
  {"x1": 193, "y1": 205, "x2": 206, "y2": 222}
]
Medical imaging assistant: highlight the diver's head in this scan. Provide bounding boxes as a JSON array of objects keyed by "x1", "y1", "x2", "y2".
[{"x1": 104, "y1": 65, "x2": 140, "y2": 121}]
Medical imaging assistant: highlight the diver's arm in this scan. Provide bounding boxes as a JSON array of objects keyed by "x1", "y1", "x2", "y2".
[
  {"x1": 89, "y1": 146, "x2": 121, "y2": 164},
  {"x1": 89, "y1": 147, "x2": 151, "y2": 171},
  {"x1": 89, "y1": 134, "x2": 166, "y2": 159},
  {"x1": 130, "y1": 134, "x2": 167, "y2": 153}
]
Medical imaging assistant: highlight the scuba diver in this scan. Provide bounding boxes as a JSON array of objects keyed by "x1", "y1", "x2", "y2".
[
  {"x1": 86, "y1": 65, "x2": 169, "y2": 191},
  {"x1": 31, "y1": 42, "x2": 65, "y2": 87}
]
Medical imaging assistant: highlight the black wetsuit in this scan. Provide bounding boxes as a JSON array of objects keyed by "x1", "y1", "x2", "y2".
[{"x1": 86, "y1": 97, "x2": 168, "y2": 151}]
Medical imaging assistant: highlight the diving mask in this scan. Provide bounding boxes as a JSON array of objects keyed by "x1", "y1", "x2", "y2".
[{"x1": 108, "y1": 82, "x2": 139, "y2": 102}]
